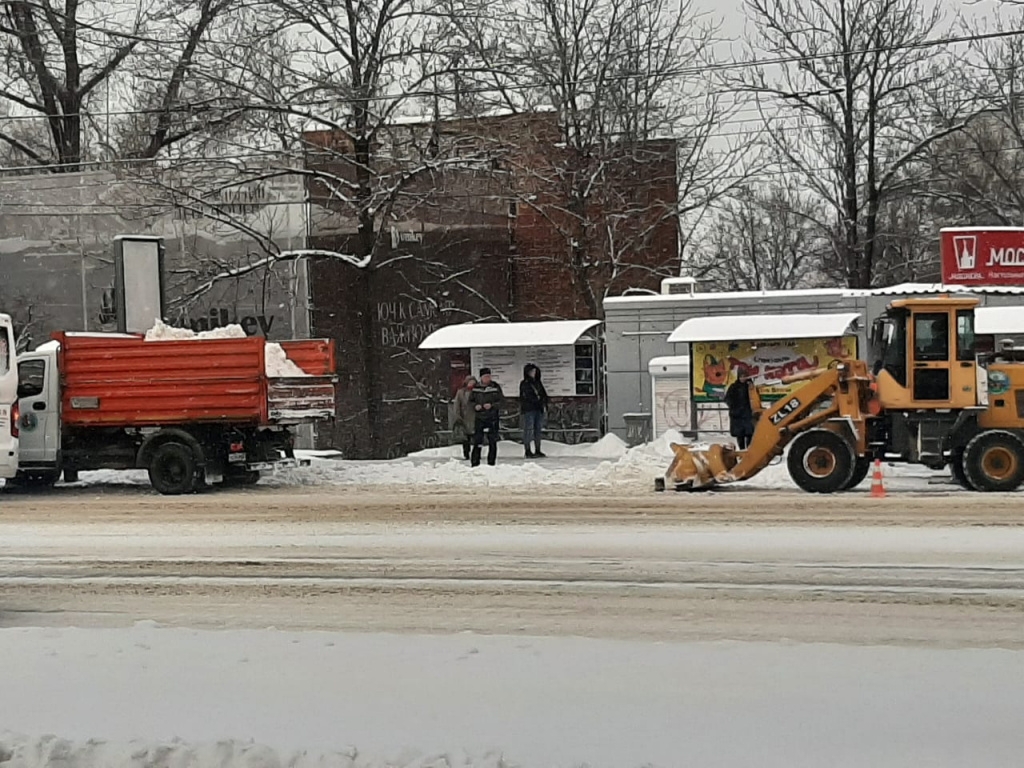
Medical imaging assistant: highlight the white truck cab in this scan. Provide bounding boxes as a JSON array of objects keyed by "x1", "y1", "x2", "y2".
[
  {"x1": 16, "y1": 344, "x2": 61, "y2": 476},
  {"x1": 0, "y1": 314, "x2": 19, "y2": 480}
]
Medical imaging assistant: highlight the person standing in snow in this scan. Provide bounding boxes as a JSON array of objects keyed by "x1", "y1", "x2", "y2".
[
  {"x1": 451, "y1": 375, "x2": 477, "y2": 460},
  {"x1": 470, "y1": 368, "x2": 504, "y2": 467},
  {"x1": 519, "y1": 363, "x2": 549, "y2": 458},
  {"x1": 724, "y1": 370, "x2": 755, "y2": 450}
]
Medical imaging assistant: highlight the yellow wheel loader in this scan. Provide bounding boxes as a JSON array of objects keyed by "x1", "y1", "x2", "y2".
[{"x1": 661, "y1": 296, "x2": 1024, "y2": 493}]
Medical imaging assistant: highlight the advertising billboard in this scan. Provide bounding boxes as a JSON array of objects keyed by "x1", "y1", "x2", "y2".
[
  {"x1": 470, "y1": 345, "x2": 579, "y2": 397},
  {"x1": 941, "y1": 227, "x2": 1024, "y2": 286},
  {"x1": 692, "y1": 336, "x2": 858, "y2": 403}
]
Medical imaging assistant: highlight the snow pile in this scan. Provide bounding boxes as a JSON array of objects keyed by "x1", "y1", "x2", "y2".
[
  {"x1": 592, "y1": 429, "x2": 690, "y2": 484},
  {"x1": 546, "y1": 433, "x2": 628, "y2": 459},
  {"x1": 264, "y1": 341, "x2": 307, "y2": 377},
  {"x1": 271, "y1": 456, "x2": 589, "y2": 489},
  {"x1": 144, "y1": 319, "x2": 248, "y2": 341},
  {"x1": 143, "y1": 320, "x2": 308, "y2": 378},
  {"x1": 0, "y1": 734, "x2": 510, "y2": 768}
]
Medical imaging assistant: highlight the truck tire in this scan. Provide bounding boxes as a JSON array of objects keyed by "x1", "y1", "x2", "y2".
[
  {"x1": 950, "y1": 450, "x2": 974, "y2": 490},
  {"x1": 148, "y1": 442, "x2": 198, "y2": 495},
  {"x1": 787, "y1": 429, "x2": 856, "y2": 494},
  {"x1": 963, "y1": 431, "x2": 1024, "y2": 492},
  {"x1": 842, "y1": 458, "x2": 872, "y2": 491}
]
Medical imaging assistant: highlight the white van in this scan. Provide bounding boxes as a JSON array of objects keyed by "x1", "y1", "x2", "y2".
[{"x1": 0, "y1": 314, "x2": 19, "y2": 480}]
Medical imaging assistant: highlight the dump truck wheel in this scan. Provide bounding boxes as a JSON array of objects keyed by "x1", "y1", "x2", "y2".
[
  {"x1": 842, "y1": 458, "x2": 872, "y2": 491},
  {"x1": 963, "y1": 431, "x2": 1024, "y2": 492},
  {"x1": 787, "y1": 430, "x2": 856, "y2": 494},
  {"x1": 148, "y1": 442, "x2": 198, "y2": 495},
  {"x1": 950, "y1": 450, "x2": 974, "y2": 490}
]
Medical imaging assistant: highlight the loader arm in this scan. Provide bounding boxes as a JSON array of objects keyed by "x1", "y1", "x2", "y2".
[{"x1": 665, "y1": 360, "x2": 871, "y2": 489}]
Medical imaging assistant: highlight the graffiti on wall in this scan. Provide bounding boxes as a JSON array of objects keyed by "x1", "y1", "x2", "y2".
[{"x1": 377, "y1": 299, "x2": 455, "y2": 348}]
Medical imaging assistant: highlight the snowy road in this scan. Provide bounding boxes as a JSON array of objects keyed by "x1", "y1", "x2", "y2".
[
  {"x1": 2, "y1": 487, "x2": 1023, "y2": 646},
  {"x1": 3, "y1": 486, "x2": 1024, "y2": 766}
]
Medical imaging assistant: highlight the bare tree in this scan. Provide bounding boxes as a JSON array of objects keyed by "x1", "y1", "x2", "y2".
[
  {"x1": 923, "y1": 12, "x2": 1024, "y2": 227},
  {"x1": 0, "y1": 282, "x2": 50, "y2": 351},
  {"x1": 691, "y1": 183, "x2": 830, "y2": 291},
  {"x1": 446, "y1": 0, "x2": 740, "y2": 316},
  {"x1": 138, "y1": 0, "x2": 499, "y2": 455},
  {"x1": 737, "y1": 0, "x2": 973, "y2": 288},
  {"x1": 0, "y1": 0, "x2": 254, "y2": 171}
]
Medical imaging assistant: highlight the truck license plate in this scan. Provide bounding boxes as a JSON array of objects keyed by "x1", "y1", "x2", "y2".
[{"x1": 228, "y1": 452, "x2": 247, "y2": 464}]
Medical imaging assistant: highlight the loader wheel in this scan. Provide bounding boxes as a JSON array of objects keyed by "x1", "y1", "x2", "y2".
[
  {"x1": 950, "y1": 450, "x2": 974, "y2": 490},
  {"x1": 148, "y1": 442, "x2": 198, "y2": 495},
  {"x1": 842, "y1": 458, "x2": 872, "y2": 491},
  {"x1": 787, "y1": 430, "x2": 856, "y2": 494},
  {"x1": 963, "y1": 431, "x2": 1024, "y2": 493}
]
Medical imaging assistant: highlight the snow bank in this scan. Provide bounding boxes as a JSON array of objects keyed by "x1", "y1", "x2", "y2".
[
  {"x1": 272, "y1": 431, "x2": 714, "y2": 490},
  {"x1": 143, "y1": 320, "x2": 308, "y2": 377},
  {"x1": 0, "y1": 734, "x2": 508, "y2": 768},
  {"x1": 272, "y1": 456, "x2": 590, "y2": 489}
]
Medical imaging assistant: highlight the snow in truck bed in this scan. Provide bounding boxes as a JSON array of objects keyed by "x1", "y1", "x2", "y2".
[{"x1": 144, "y1": 320, "x2": 308, "y2": 377}]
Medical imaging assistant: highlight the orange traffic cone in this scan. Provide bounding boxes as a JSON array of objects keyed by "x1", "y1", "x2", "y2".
[{"x1": 869, "y1": 459, "x2": 886, "y2": 498}]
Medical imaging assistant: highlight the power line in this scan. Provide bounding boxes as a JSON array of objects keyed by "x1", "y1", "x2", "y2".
[{"x1": 0, "y1": 23, "x2": 1021, "y2": 124}]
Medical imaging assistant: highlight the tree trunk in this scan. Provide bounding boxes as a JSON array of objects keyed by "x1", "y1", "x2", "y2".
[{"x1": 354, "y1": 133, "x2": 384, "y2": 457}]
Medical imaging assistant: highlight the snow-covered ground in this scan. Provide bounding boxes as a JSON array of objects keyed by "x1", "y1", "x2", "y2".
[
  {"x1": 2, "y1": 626, "x2": 1023, "y2": 768},
  {"x1": 58, "y1": 430, "x2": 945, "y2": 493}
]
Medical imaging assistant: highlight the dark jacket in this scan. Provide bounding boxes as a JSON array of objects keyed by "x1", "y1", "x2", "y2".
[
  {"x1": 519, "y1": 364, "x2": 549, "y2": 413},
  {"x1": 724, "y1": 378, "x2": 754, "y2": 437},
  {"x1": 470, "y1": 380, "x2": 504, "y2": 425}
]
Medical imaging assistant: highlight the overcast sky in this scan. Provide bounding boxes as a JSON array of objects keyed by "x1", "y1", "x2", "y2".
[{"x1": 699, "y1": 0, "x2": 1009, "y2": 55}]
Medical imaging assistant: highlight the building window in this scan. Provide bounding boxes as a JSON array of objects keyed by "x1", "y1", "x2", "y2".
[{"x1": 575, "y1": 343, "x2": 595, "y2": 395}]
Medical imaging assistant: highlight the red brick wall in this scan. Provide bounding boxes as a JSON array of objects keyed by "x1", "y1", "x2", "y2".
[{"x1": 302, "y1": 113, "x2": 678, "y2": 456}]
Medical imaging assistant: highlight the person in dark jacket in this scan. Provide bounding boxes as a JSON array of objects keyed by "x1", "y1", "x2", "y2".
[
  {"x1": 724, "y1": 371, "x2": 755, "y2": 450},
  {"x1": 519, "y1": 363, "x2": 549, "y2": 458},
  {"x1": 470, "y1": 367, "x2": 504, "y2": 467}
]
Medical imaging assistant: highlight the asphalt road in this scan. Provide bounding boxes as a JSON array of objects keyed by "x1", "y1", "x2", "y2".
[{"x1": 0, "y1": 486, "x2": 1021, "y2": 647}]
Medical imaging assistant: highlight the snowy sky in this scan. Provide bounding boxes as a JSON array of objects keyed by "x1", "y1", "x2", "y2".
[{"x1": 701, "y1": 0, "x2": 1008, "y2": 47}]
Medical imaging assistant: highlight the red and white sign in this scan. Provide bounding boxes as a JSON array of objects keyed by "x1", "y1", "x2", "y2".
[{"x1": 941, "y1": 227, "x2": 1024, "y2": 285}]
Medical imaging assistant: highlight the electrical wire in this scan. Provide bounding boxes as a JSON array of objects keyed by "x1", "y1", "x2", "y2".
[{"x1": 0, "y1": 23, "x2": 1021, "y2": 122}]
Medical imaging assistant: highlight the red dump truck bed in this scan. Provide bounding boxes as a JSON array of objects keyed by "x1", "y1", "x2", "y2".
[{"x1": 53, "y1": 332, "x2": 336, "y2": 428}]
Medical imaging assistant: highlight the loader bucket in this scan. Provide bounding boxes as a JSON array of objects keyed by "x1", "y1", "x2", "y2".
[{"x1": 664, "y1": 442, "x2": 742, "y2": 490}]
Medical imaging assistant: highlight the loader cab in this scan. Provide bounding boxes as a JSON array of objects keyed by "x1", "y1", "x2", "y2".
[{"x1": 870, "y1": 297, "x2": 982, "y2": 410}]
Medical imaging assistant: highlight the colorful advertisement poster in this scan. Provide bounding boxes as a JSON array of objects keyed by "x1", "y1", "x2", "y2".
[{"x1": 692, "y1": 336, "x2": 858, "y2": 403}]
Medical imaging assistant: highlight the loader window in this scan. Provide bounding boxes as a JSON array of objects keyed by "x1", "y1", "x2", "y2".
[
  {"x1": 880, "y1": 313, "x2": 907, "y2": 386},
  {"x1": 914, "y1": 313, "x2": 949, "y2": 362},
  {"x1": 956, "y1": 310, "x2": 975, "y2": 362}
]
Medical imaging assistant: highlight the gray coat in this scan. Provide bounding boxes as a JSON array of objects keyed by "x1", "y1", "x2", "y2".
[{"x1": 452, "y1": 386, "x2": 476, "y2": 439}]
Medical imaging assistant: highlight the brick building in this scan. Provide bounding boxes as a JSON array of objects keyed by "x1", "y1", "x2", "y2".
[{"x1": 303, "y1": 111, "x2": 679, "y2": 458}]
